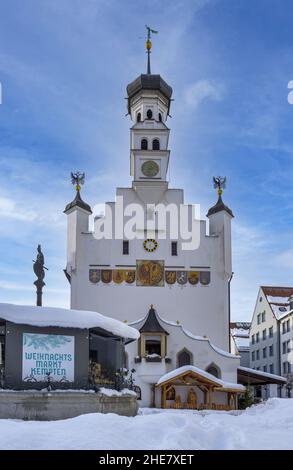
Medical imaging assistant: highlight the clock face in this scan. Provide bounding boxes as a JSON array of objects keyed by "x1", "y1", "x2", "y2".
[
  {"x1": 141, "y1": 160, "x2": 159, "y2": 178},
  {"x1": 143, "y1": 239, "x2": 158, "y2": 252}
]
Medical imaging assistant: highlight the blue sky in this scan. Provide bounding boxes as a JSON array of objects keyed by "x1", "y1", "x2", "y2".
[{"x1": 0, "y1": 0, "x2": 293, "y2": 320}]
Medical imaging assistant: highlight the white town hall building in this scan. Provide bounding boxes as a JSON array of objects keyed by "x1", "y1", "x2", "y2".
[{"x1": 63, "y1": 40, "x2": 246, "y2": 408}]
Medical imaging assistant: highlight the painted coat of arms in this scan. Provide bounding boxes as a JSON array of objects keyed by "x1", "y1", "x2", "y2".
[
  {"x1": 125, "y1": 270, "x2": 136, "y2": 284},
  {"x1": 177, "y1": 271, "x2": 187, "y2": 285},
  {"x1": 136, "y1": 260, "x2": 164, "y2": 287},
  {"x1": 188, "y1": 271, "x2": 199, "y2": 285},
  {"x1": 101, "y1": 270, "x2": 112, "y2": 283},
  {"x1": 113, "y1": 270, "x2": 124, "y2": 284},
  {"x1": 165, "y1": 271, "x2": 176, "y2": 285},
  {"x1": 89, "y1": 269, "x2": 100, "y2": 284},
  {"x1": 200, "y1": 271, "x2": 211, "y2": 285}
]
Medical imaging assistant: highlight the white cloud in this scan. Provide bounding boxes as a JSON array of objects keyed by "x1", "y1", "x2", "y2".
[
  {"x1": 184, "y1": 79, "x2": 225, "y2": 109},
  {"x1": 0, "y1": 196, "x2": 38, "y2": 222}
]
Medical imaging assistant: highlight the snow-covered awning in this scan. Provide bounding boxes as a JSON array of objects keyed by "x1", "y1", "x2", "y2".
[
  {"x1": 156, "y1": 365, "x2": 245, "y2": 392},
  {"x1": 238, "y1": 366, "x2": 286, "y2": 385},
  {"x1": 0, "y1": 303, "x2": 139, "y2": 341}
]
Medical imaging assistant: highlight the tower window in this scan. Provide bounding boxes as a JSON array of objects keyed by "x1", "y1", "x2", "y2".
[
  {"x1": 171, "y1": 241, "x2": 178, "y2": 256},
  {"x1": 123, "y1": 240, "x2": 129, "y2": 255},
  {"x1": 152, "y1": 139, "x2": 160, "y2": 150},
  {"x1": 158, "y1": 112, "x2": 162, "y2": 122},
  {"x1": 137, "y1": 112, "x2": 141, "y2": 122},
  {"x1": 146, "y1": 109, "x2": 153, "y2": 119},
  {"x1": 141, "y1": 139, "x2": 148, "y2": 150}
]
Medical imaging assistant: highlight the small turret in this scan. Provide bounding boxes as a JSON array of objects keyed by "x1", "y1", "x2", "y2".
[
  {"x1": 207, "y1": 177, "x2": 233, "y2": 279},
  {"x1": 64, "y1": 172, "x2": 92, "y2": 274}
]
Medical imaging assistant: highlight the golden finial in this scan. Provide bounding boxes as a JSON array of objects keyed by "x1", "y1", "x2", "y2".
[
  {"x1": 150, "y1": 304, "x2": 154, "y2": 309},
  {"x1": 176, "y1": 320, "x2": 180, "y2": 325}
]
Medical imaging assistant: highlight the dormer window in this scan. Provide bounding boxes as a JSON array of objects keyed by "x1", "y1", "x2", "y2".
[
  {"x1": 138, "y1": 306, "x2": 169, "y2": 361},
  {"x1": 137, "y1": 112, "x2": 141, "y2": 122},
  {"x1": 141, "y1": 139, "x2": 148, "y2": 150},
  {"x1": 146, "y1": 109, "x2": 153, "y2": 119},
  {"x1": 152, "y1": 139, "x2": 160, "y2": 150}
]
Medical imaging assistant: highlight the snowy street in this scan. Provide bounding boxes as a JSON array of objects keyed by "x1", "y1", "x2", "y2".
[{"x1": 0, "y1": 398, "x2": 292, "y2": 450}]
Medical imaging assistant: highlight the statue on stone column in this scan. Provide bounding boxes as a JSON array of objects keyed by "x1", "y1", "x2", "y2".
[{"x1": 33, "y1": 244, "x2": 48, "y2": 307}]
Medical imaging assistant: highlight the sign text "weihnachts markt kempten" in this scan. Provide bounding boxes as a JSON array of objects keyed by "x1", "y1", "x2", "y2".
[{"x1": 22, "y1": 333, "x2": 74, "y2": 382}]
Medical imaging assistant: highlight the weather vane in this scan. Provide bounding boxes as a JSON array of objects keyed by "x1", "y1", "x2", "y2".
[
  {"x1": 71, "y1": 171, "x2": 85, "y2": 192},
  {"x1": 145, "y1": 25, "x2": 158, "y2": 74},
  {"x1": 213, "y1": 176, "x2": 227, "y2": 196}
]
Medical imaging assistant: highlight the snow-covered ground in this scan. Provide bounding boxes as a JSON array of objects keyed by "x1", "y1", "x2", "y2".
[{"x1": 0, "y1": 398, "x2": 292, "y2": 450}]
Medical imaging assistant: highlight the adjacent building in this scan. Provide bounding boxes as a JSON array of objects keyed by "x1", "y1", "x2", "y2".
[{"x1": 249, "y1": 286, "x2": 293, "y2": 397}]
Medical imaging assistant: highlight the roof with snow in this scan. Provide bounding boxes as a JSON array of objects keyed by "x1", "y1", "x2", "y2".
[
  {"x1": 238, "y1": 366, "x2": 286, "y2": 385},
  {"x1": 261, "y1": 286, "x2": 293, "y2": 320},
  {"x1": 156, "y1": 365, "x2": 245, "y2": 392},
  {"x1": 230, "y1": 322, "x2": 250, "y2": 350},
  {"x1": 0, "y1": 303, "x2": 139, "y2": 341}
]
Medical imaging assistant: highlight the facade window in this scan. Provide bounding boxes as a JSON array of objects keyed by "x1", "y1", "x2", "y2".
[
  {"x1": 252, "y1": 351, "x2": 255, "y2": 361},
  {"x1": 137, "y1": 112, "x2": 141, "y2": 122},
  {"x1": 256, "y1": 332, "x2": 259, "y2": 343},
  {"x1": 152, "y1": 139, "x2": 160, "y2": 150},
  {"x1": 262, "y1": 329, "x2": 266, "y2": 340},
  {"x1": 171, "y1": 241, "x2": 178, "y2": 256},
  {"x1": 140, "y1": 332, "x2": 167, "y2": 359},
  {"x1": 146, "y1": 109, "x2": 153, "y2": 119},
  {"x1": 269, "y1": 345, "x2": 274, "y2": 356},
  {"x1": 283, "y1": 361, "x2": 290, "y2": 375},
  {"x1": 252, "y1": 334, "x2": 255, "y2": 345},
  {"x1": 270, "y1": 364, "x2": 274, "y2": 374},
  {"x1": 257, "y1": 314, "x2": 261, "y2": 325},
  {"x1": 141, "y1": 138, "x2": 148, "y2": 150},
  {"x1": 263, "y1": 347, "x2": 267, "y2": 358},
  {"x1": 282, "y1": 341, "x2": 290, "y2": 355},
  {"x1": 206, "y1": 364, "x2": 221, "y2": 379},
  {"x1": 256, "y1": 350, "x2": 260, "y2": 360},
  {"x1": 287, "y1": 319, "x2": 290, "y2": 332},
  {"x1": 269, "y1": 326, "x2": 273, "y2": 338},
  {"x1": 282, "y1": 322, "x2": 286, "y2": 334},
  {"x1": 263, "y1": 365, "x2": 267, "y2": 372},
  {"x1": 145, "y1": 335, "x2": 162, "y2": 356},
  {"x1": 262, "y1": 311, "x2": 266, "y2": 322},
  {"x1": 177, "y1": 349, "x2": 193, "y2": 367},
  {"x1": 158, "y1": 112, "x2": 162, "y2": 122},
  {"x1": 123, "y1": 240, "x2": 129, "y2": 255}
]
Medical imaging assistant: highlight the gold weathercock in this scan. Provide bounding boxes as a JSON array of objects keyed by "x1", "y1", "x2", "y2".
[
  {"x1": 145, "y1": 25, "x2": 158, "y2": 74},
  {"x1": 213, "y1": 176, "x2": 227, "y2": 197},
  {"x1": 71, "y1": 171, "x2": 85, "y2": 192}
]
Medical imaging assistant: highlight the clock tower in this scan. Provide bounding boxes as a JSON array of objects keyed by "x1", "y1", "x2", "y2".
[{"x1": 126, "y1": 38, "x2": 173, "y2": 201}]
